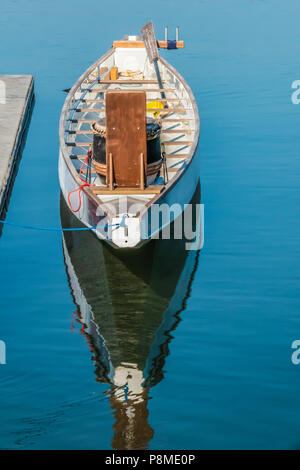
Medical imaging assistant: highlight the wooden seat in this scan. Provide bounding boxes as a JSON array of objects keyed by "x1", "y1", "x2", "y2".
[
  {"x1": 69, "y1": 129, "x2": 193, "y2": 135},
  {"x1": 86, "y1": 88, "x2": 176, "y2": 93},
  {"x1": 72, "y1": 153, "x2": 189, "y2": 160},
  {"x1": 91, "y1": 185, "x2": 163, "y2": 195},
  {"x1": 98, "y1": 79, "x2": 163, "y2": 85},
  {"x1": 74, "y1": 106, "x2": 188, "y2": 113}
]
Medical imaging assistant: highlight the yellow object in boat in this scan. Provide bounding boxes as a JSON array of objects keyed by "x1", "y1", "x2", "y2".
[{"x1": 147, "y1": 100, "x2": 164, "y2": 118}]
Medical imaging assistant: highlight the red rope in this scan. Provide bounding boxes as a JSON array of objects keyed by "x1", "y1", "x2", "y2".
[{"x1": 67, "y1": 150, "x2": 94, "y2": 213}]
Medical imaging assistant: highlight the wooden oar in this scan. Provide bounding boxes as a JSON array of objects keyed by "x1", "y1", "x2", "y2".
[{"x1": 141, "y1": 21, "x2": 167, "y2": 104}]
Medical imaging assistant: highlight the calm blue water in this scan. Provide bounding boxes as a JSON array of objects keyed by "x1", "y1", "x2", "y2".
[{"x1": 1, "y1": 0, "x2": 300, "y2": 450}]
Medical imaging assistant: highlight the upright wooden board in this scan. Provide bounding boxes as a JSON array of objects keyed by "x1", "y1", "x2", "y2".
[
  {"x1": 141, "y1": 21, "x2": 159, "y2": 63},
  {"x1": 105, "y1": 90, "x2": 147, "y2": 188}
]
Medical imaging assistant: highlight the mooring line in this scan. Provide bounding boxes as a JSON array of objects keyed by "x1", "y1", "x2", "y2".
[{"x1": 0, "y1": 220, "x2": 120, "y2": 232}]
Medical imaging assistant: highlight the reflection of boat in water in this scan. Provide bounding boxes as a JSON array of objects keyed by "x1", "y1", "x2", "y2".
[{"x1": 61, "y1": 183, "x2": 202, "y2": 449}]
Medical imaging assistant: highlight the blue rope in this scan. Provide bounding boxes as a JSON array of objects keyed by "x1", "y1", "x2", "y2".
[{"x1": 0, "y1": 220, "x2": 120, "y2": 232}]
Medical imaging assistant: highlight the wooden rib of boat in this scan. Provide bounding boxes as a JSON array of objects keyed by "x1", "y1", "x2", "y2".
[{"x1": 59, "y1": 22, "x2": 200, "y2": 248}]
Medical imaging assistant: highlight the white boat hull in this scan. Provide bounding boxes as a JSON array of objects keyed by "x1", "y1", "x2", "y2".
[{"x1": 59, "y1": 147, "x2": 200, "y2": 248}]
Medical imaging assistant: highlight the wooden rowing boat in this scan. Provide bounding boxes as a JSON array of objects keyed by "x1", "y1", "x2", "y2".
[{"x1": 59, "y1": 22, "x2": 200, "y2": 248}]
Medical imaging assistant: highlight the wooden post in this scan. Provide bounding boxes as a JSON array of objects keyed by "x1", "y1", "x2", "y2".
[
  {"x1": 140, "y1": 153, "x2": 145, "y2": 190},
  {"x1": 109, "y1": 152, "x2": 114, "y2": 190}
]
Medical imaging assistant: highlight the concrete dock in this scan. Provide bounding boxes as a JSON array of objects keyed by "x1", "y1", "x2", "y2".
[{"x1": 0, "y1": 75, "x2": 34, "y2": 217}]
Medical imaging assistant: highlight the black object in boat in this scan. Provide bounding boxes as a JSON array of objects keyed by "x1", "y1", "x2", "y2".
[{"x1": 92, "y1": 117, "x2": 162, "y2": 166}]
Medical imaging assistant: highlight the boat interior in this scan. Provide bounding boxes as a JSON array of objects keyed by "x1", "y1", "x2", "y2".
[{"x1": 62, "y1": 34, "x2": 198, "y2": 214}]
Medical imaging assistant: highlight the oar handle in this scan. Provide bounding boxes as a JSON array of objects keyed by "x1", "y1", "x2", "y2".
[{"x1": 153, "y1": 59, "x2": 167, "y2": 104}]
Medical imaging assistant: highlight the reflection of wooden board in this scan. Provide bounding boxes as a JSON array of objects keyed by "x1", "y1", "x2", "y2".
[{"x1": 106, "y1": 90, "x2": 147, "y2": 188}]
